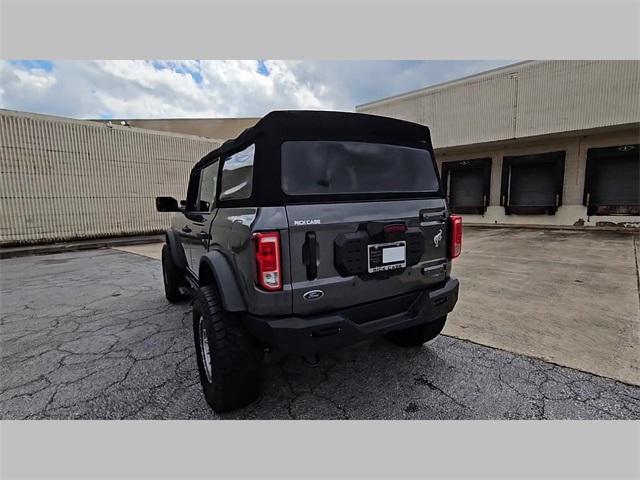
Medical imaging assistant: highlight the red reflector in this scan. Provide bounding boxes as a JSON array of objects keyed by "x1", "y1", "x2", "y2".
[
  {"x1": 253, "y1": 231, "x2": 282, "y2": 291},
  {"x1": 449, "y1": 215, "x2": 462, "y2": 259},
  {"x1": 384, "y1": 223, "x2": 407, "y2": 234}
]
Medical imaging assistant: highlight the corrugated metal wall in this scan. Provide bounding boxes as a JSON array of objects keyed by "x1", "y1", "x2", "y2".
[
  {"x1": 0, "y1": 110, "x2": 221, "y2": 246},
  {"x1": 514, "y1": 61, "x2": 640, "y2": 137},
  {"x1": 417, "y1": 70, "x2": 515, "y2": 147},
  {"x1": 357, "y1": 61, "x2": 640, "y2": 149}
]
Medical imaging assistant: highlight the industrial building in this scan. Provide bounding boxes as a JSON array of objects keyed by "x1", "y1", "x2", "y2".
[
  {"x1": 357, "y1": 60, "x2": 640, "y2": 229},
  {"x1": 2, "y1": 60, "x2": 638, "y2": 247}
]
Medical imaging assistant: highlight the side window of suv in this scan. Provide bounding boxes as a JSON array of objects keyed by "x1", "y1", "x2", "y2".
[
  {"x1": 220, "y1": 144, "x2": 255, "y2": 201},
  {"x1": 196, "y1": 160, "x2": 219, "y2": 212}
]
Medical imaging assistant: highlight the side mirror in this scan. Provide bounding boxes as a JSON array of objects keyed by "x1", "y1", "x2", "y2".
[{"x1": 156, "y1": 196, "x2": 181, "y2": 212}]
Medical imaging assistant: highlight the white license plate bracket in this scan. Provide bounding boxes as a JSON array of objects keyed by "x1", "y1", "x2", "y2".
[{"x1": 367, "y1": 241, "x2": 407, "y2": 273}]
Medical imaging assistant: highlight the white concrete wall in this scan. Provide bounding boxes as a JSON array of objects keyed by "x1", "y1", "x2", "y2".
[
  {"x1": 435, "y1": 127, "x2": 640, "y2": 228},
  {"x1": 0, "y1": 110, "x2": 221, "y2": 246}
]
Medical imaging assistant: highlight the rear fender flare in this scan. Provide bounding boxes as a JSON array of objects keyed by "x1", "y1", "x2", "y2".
[
  {"x1": 165, "y1": 229, "x2": 188, "y2": 270},
  {"x1": 199, "y1": 250, "x2": 247, "y2": 312}
]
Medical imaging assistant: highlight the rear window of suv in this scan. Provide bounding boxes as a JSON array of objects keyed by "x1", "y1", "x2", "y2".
[{"x1": 281, "y1": 141, "x2": 439, "y2": 196}]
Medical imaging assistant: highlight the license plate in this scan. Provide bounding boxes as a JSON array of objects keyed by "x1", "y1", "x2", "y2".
[{"x1": 367, "y1": 241, "x2": 406, "y2": 273}]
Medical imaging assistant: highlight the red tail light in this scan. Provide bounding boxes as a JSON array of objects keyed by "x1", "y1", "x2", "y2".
[
  {"x1": 449, "y1": 215, "x2": 462, "y2": 259},
  {"x1": 253, "y1": 231, "x2": 282, "y2": 291}
]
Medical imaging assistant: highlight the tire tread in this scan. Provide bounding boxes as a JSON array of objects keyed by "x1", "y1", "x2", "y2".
[{"x1": 194, "y1": 285, "x2": 263, "y2": 413}]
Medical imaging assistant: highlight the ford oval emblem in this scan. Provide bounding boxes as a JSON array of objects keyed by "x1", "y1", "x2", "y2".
[{"x1": 303, "y1": 290, "x2": 324, "y2": 301}]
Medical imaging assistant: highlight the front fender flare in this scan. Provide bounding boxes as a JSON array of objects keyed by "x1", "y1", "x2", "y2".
[
  {"x1": 165, "y1": 229, "x2": 188, "y2": 271},
  {"x1": 199, "y1": 251, "x2": 247, "y2": 312}
]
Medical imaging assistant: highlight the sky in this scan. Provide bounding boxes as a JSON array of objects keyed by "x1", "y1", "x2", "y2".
[{"x1": 0, "y1": 60, "x2": 516, "y2": 119}]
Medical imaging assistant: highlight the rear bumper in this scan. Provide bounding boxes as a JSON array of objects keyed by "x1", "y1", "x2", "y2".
[{"x1": 241, "y1": 277, "x2": 459, "y2": 356}]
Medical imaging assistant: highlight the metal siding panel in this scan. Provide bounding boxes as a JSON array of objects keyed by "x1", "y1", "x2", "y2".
[
  {"x1": 358, "y1": 61, "x2": 640, "y2": 148},
  {"x1": 516, "y1": 61, "x2": 640, "y2": 137},
  {"x1": 0, "y1": 110, "x2": 221, "y2": 245},
  {"x1": 432, "y1": 73, "x2": 515, "y2": 147},
  {"x1": 362, "y1": 69, "x2": 516, "y2": 148}
]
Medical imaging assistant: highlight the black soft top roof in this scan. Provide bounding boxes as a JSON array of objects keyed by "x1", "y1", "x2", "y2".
[
  {"x1": 192, "y1": 110, "x2": 438, "y2": 207},
  {"x1": 195, "y1": 110, "x2": 431, "y2": 169}
]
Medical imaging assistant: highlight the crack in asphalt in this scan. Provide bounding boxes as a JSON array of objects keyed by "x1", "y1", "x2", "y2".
[
  {"x1": 1, "y1": 248, "x2": 639, "y2": 420},
  {"x1": 413, "y1": 375, "x2": 467, "y2": 410}
]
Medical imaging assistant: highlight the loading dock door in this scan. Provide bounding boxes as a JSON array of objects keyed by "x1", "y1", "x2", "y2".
[
  {"x1": 442, "y1": 158, "x2": 491, "y2": 214},
  {"x1": 584, "y1": 145, "x2": 639, "y2": 215},
  {"x1": 510, "y1": 162, "x2": 556, "y2": 206},
  {"x1": 501, "y1": 151, "x2": 565, "y2": 215}
]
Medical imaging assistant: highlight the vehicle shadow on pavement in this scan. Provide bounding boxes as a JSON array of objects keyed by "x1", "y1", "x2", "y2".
[{"x1": 221, "y1": 333, "x2": 640, "y2": 420}]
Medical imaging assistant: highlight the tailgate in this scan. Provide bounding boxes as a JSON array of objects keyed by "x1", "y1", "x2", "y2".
[{"x1": 286, "y1": 199, "x2": 449, "y2": 315}]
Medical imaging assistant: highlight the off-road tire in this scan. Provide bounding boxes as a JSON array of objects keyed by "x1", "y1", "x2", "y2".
[
  {"x1": 193, "y1": 285, "x2": 264, "y2": 413},
  {"x1": 385, "y1": 316, "x2": 447, "y2": 347},
  {"x1": 162, "y1": 244, "x2": 187, "y2": 303}
]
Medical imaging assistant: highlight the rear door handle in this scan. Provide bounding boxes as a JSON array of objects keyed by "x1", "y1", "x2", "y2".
[
  {"x1": 199, "y1": 231, "x2": 210, "y2": 240},
  {"x1": 182, "y1": 226, "x2": 192, "y2": 233},
  {"x1": 302, "y1": 231, "x2": 318, "y2": 280}
]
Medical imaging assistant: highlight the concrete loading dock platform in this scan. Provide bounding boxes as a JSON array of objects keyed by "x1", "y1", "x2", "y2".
[{"x1": 444, "y1": 227, "x2": 639, "y2": 386}]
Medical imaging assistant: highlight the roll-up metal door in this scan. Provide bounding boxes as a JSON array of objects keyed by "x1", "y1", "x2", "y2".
[
  {"x1": 584, "y1": 145, "x2": 639, "y2": 215},
  {"x1": 510, "y1": 162, "x2": 556, "y2": 206},
  {"x1": 501, "y1": 151, "x2": 565, "y2": 215},
  {"x1": 442, "y1": 158, "x2": 491, "y2": 214},
  {"x1": 451, "y1": 168, "x2": 484, "y2": 206}
]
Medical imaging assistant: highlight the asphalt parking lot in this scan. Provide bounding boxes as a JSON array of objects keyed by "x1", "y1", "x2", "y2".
[{"x1": 1, "y1": 230, "x2": 640, "y2": 420}]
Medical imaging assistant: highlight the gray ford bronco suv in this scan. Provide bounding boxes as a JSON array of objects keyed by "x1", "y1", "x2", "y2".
[{"x1": 156, "y1": 110, "x2": 461, "y2": 412}]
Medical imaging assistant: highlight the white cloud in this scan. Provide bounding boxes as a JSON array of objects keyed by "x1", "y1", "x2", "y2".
[
  {"x1": 0, "y1": 60, "x2": 516, "y2": 119},
  {"x1": 12, "y1": 68, "x2": 57, "y2": 89}
]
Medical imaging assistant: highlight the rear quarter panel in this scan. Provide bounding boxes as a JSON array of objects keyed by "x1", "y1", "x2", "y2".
[{"x1": 209, "y1": 206, "x2": 292, "y2": 316}]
